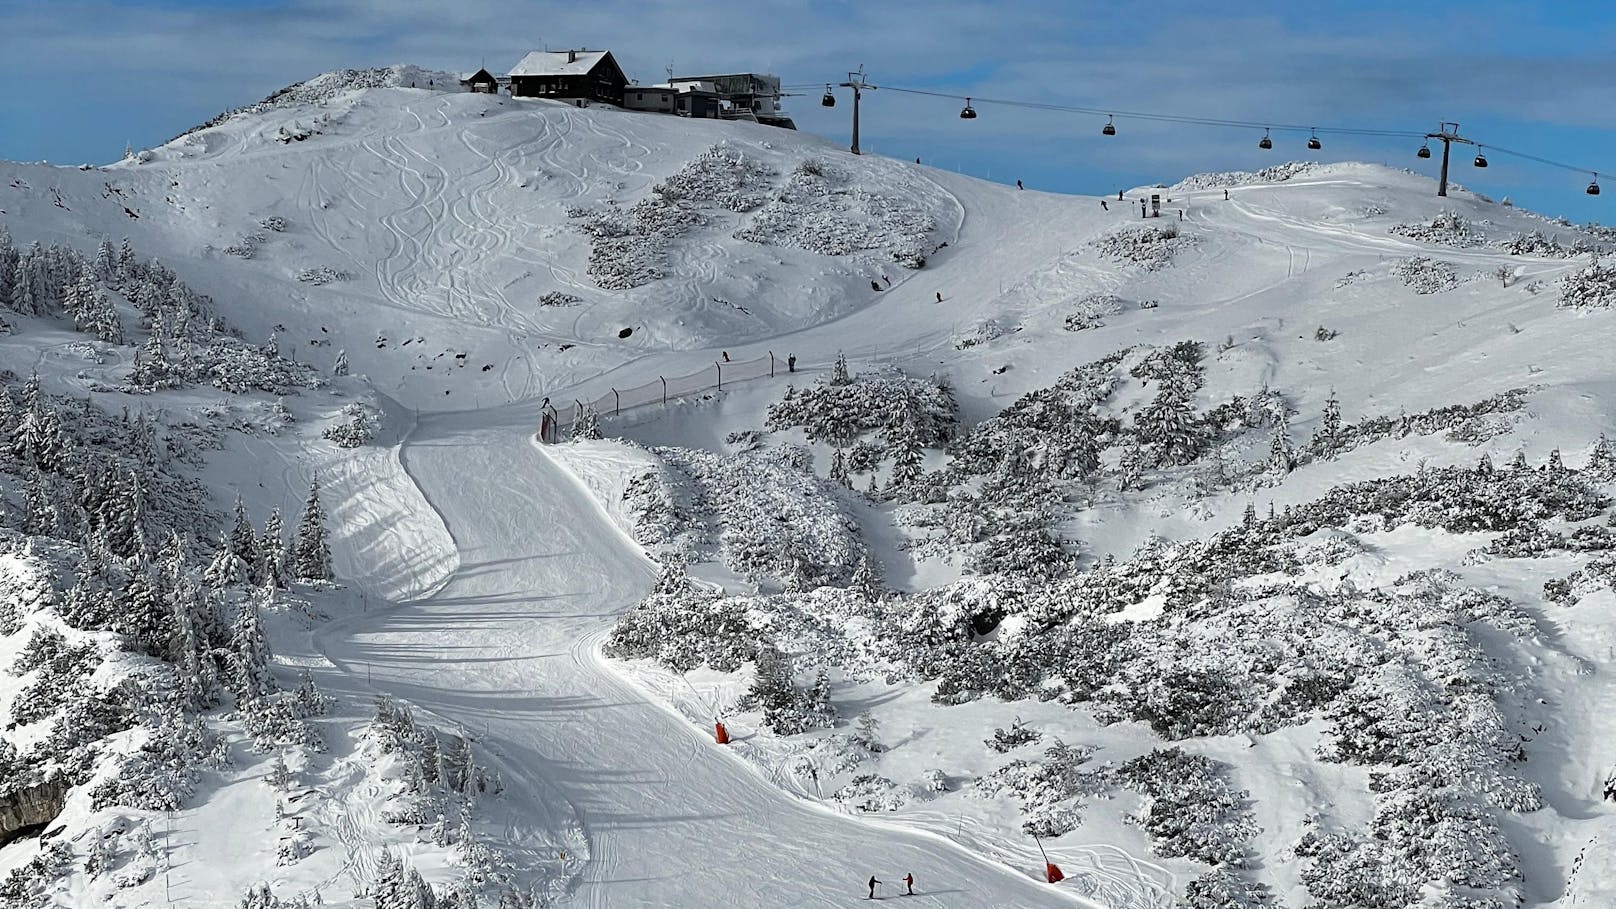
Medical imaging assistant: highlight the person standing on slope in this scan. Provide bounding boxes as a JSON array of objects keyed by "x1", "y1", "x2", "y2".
[
  {"x1": 904, "y1": 873, "x2": 914, "y2": 895},
  {"x1": 868, "y1": 875, "x2": 881, "y2": 899}
]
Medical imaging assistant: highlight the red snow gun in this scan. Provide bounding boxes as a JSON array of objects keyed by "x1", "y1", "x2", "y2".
[
  {"x1": 1045, "y1": 862, "x2": 1065, "y2": 883},
  {"x1": 714, "y1": 720, "x2": 730, "y2": 745}
]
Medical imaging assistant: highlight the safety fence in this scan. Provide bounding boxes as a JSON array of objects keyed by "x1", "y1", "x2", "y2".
[{"x1": 538, "y1": 351, "x2": 807, "y2": 442}]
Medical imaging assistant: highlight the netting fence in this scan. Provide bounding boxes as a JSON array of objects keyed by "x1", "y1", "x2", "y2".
[{"x1": 538, "y1": 351, "x2": 808, "y2": 442}]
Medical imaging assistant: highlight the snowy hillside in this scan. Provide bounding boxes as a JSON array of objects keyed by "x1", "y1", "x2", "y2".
[{"x1": 2, "y1": 68, "x2": 1616, "y2": 908}]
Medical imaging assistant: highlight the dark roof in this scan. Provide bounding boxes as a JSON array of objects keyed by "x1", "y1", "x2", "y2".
[{"x1": 462, "y1": 68, "x2": 498, "y2": 84}]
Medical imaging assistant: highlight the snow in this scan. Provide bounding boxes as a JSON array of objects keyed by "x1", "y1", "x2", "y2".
[
  {"x1": 4, "y1": 68, "x2": 1616, "y2": 908},
  {"x1": 507, "y1": 51, "x2": 611, "y2": 77}
]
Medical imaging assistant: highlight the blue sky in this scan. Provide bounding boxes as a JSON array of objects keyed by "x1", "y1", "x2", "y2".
[{"x1": 4, "y1": 0, "x2": 1615, "y2": 221}]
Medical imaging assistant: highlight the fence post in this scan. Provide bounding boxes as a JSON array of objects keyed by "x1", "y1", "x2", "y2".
[
  {"x1": 716, "y1": 362, "x2": 722, "y2": 390},
  {"x1": 613, "y1": 389, "x2": 620, "y2": 416},
  {"x1": 661, "y1": 377, "x2": 667, "y2": 405},
  {"x1": 769, "y1": 351, "x2": 775, "y2": 378}
]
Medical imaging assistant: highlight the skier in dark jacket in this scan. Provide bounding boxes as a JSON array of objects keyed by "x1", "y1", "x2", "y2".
[
  {"x1": 904, "y1": 873, "x2": 914, "y2": 894},
  {"x1": 868, "y1": 875, "x2": 881, "y2": 899}
]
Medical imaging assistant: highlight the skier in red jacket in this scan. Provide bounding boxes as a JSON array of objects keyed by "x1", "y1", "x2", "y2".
[{"x1": 904, "y1": 873, "x2": 914, "y2": 894}]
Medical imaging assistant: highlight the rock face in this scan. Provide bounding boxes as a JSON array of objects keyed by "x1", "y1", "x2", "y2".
[{"x1": 0, "y1": 777, "x2": 69, "y2": 847}]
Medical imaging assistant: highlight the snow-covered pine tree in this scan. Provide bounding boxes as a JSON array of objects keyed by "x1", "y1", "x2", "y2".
[
  {"x1": 293, "y1": 477, "x2": 332, "y2": 582},
  {"x1": 885, "y1": 423, "x2": 925, "y2": 499},
  {"x1": 1589, "y1": 434, "x2": 1616, "y2": 481},
  {"x1": 23, "y1": 468, "x2": 57, "y2": 536},
  {"x1": 116, "y1": 239, "x2": 136, "y2": 285},
  {"x1": 120, "y1": 567, "x2": 171, "y2": 657},
  {"x1": 230, "y1": 598, "x2": 275, "y2": 702},
  {"x1": 230, "y1": 499, "x2": 262, "y2": 583},
  {"x1": 1311, "y1": 389, "x2": 1343, "y2": 456},
  {"x1": 829, "y1": 448, "x2": 851, "y2": 488},
  {"x1": 333, "y1": 349, "x2": 349, "y2": 377},
  {"x1": 261, "y1": 507, "x2": 287, "y2": 588},
  {"x1": 371, "y1": 849, "x2": 405, "y2": 909},
  {"x1": 94, "y1": 239, "x2": 117, "y2": 283},
  {"x1": 830, "y1": 351, "x2": 851, "y2": 386},
  {"x1": 205, "y1": 531, "x2": 251, "y2": 589},
  {"x1": 850, "y1": 551, "x2": 883, "y2": 602},
  {"x1": 1267, "y1": 425, "x2": 1296, "y2": 474},
  {"x1": 267, "y1": 753, "x2": 291, "y2": 790},
  {"x1": 1135, "y1": 378, "x2": 1207, "y2": 467},
  {"x1": 63, "y1": 273, "x2": 95, "y2": 325},
  {"x1": 168, "y1": 577, "x2": 216, "y2": 710},
  {"x1": 82, "y1": 288, "x2": 124, "y2": 344}
]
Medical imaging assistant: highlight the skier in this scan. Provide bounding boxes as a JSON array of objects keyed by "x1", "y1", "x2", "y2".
[
  {"x1": 1101, "y1": 199, "x2": 1108, "y2": 211},
  {"x1": 1224, "y1": 189, "x2": 1230, "y2": 200},
  {"x1": 1140, "y1": 198, "x2": 1147, "y2": 218},
  {"x1": 904, "y1": 873, "x2": 914, "y2": 895},
  {"x1": 915, "y1": 157, "x2": 921, "y2": 164},
  {"x1": 1016, "y1": 179, "x2": 1024, "y2": 190},
  {"x1": 1117, "y1": 190, "x2": 1124, "y2": 201},
  {"x1": 935, "y1": 292, "x2": 943, "y2": 303},
  {"x1": 1179, "y1": 209, "x2": 1184, "y2": 220},
  {"x1": 868, "y1": 875, "x2": 881, "y2": 899},
  {"x1": 871, "y1": 280, "x2": 882, "y2": 292},
  {"x1": 787, "y1": 354, "x2": 796, "y2": 373},
  {"x1": 722, "y1": 351, "x2": 730, "y2": 363}
]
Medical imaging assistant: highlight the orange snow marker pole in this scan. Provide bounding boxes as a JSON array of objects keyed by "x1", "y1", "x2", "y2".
[
  {"x1": 714, "y1": 720, "x2": 730, "y2": 745},
  {"x1": 1034, "y1": 835, "x2": 1064, "y2": 883}
]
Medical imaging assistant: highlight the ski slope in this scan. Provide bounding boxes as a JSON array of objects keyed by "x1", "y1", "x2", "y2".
[{"x1": 5, "y1": 71, "x2": 1616, "y2": 907}]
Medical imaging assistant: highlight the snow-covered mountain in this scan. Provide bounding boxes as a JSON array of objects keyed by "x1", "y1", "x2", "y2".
[{"x1": 2, "y1": 67, "x2": 1615, "y2": 908}]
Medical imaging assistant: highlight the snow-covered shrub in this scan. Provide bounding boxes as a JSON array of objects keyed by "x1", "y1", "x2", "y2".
[
  {"x1": 652, "y1": 143, "x2": 775, "y2": 212},
  {"x1": 738, "y1": 643, "x2": 835, "y2": 735},
  {"x1": 735, "y1": 156, "x2": 940, "y2": 268},
  {"x1": 976, "y1": 741, "x2": 1106, "y2": 837},
  {"x1": 953, "y1": 317, "x2": 1015, "y2": 349},
  {"x1": 765, "y1": 359, "x2": 957, "y2": 449},
  {"x1": 1091, "y1": 224, "x2": 1195, "y2": 271},
  {"x1": 1062, "y1": 292, "x2": 1128, "y2": 331},
  {"x1": 258, "y1": 216, "x2": 288, "y2": 233},
  {"x1": 985, "y1": 719, "x2": 1042, "y2": 752},
  {"x1": 1499, "y1": 229, "x2": 1582, "y2": 257},
  {"x1": 321, "y1": 402, "x2": 378, "y2": 448},
  {"x1": 833, "y1": 774, "x2": 905, "y2": 812},
  {"x1": 1389, "y1": 210, "x2": 1486, "y2": 248},
  {"x1": 1171, "y1": 162, "x2": 1319, "y2": 191},
  {"x1": 654, "y1": 445, "x2": 866, "y2": 587},
  {"x1": 604, "y1": 584, "x2": 761, "y2": 672},
  {"x1": 537, "y1": 291, "x2": 581, "y2": 307},
  {"x1": 1392, "y1": 256, "x2": 1459, "y2": 294},
  {"x1": 1117, "y1": 748, "x2": 1256, "y2": 866},
  {"x1": 622, "y1": 467, "x2": 707, "y2": 563},
  {"x1": 294, "y1": 266, "x2": 348, "y2": 285},
  {"x1": 1559, "y1": 261, "x2": 1616, "y2": 309},
  {"x1": 1180, "y1": 869, "x2": 1277, "y2": 909}
]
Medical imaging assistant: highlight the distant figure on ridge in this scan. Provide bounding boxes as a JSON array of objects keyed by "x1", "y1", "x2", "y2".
[
  {"x1": 1101, "y1": 199, "x2": 1108, "y2": 211},
  {"x1": 1224, "y1": 189, "x2": 1230, "y2": 200},
  {"x1": 1016, "y1": 179, "x2": 1024, "y2": 190},
  {"x1": 935, "y1": 292, "x2": 943, "y2": 304}
]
